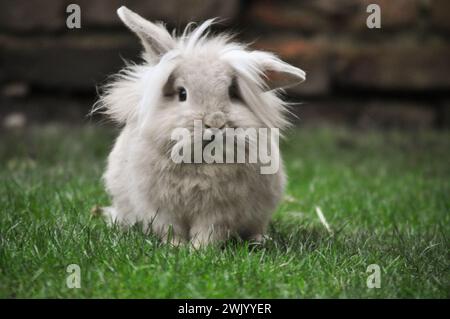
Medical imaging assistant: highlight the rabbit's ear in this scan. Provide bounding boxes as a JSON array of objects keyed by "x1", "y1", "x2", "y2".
[
  {"x1": 251, "y1": 51, "x2": 306, "y2": 90},
  {"x1": 117, "y1": 6, "x2": 175, "y2": 58}
]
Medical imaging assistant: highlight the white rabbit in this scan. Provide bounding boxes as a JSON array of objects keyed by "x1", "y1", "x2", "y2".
[{"x1": 95, "y1": 6, "x2": 305, "y2": 247}]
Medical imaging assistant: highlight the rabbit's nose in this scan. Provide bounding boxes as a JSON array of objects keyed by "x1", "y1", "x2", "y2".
[{"x1": 204, "y1": 111, "x2": 226, "y2": 129}]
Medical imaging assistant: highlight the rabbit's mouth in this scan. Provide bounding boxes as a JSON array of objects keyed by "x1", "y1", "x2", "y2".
[
  {"x1": 201, "y1": 127, "x2": 225, "y2": 148},
  {"x1": 167, "y1": 123, "x2": 279, "y2": 174}
]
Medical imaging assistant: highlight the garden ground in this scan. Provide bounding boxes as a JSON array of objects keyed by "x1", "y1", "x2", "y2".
[{"x1": 0, "y1": 124, "x2": 448, "y2": 298}]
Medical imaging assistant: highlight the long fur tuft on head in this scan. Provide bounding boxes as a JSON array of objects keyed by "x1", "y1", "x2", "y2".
[{"x1": 92, "y1": 6, "x2": 305, "y2": 132}]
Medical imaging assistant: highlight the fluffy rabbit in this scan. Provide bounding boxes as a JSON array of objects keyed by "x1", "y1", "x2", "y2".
[{"x1": 95, "y1": 6, "x2": 305, "y2": 247}]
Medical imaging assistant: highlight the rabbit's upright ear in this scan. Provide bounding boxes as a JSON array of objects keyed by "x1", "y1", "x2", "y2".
[{"x1": 117, "y1": 6, "x2": 175, "y2": 59}]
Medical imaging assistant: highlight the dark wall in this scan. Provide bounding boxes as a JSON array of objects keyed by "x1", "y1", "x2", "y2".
[{"x1": 1, "y1": 0, "x2": 449, "y2": 129}]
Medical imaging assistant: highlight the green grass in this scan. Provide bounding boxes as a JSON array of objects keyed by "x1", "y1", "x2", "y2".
[{"x1": 0, "y1": 124, "x2": 449, "y2": 298}]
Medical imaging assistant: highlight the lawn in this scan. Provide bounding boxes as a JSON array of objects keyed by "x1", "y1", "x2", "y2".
[{"x1": 0, "y1": 124, "x2": 448, "y2": 298}]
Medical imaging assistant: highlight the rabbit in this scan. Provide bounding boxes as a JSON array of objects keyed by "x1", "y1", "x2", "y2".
[{"x1": 94, "y1": 6, "x2": 305, "y2": 248}]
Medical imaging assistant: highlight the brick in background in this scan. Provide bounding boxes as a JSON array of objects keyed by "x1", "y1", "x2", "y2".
[
  {"x1": 346, "y1": 0, "x2": 419, "y2": 31},
  {"x1": 0, "y1": 35, "x2": 139, "y2": 90},
  {"x1": 430, "y1": 0, "x2": 450, "y2": 31},
  {"x1": 78, "y1": 0, "x2": 239, "y2": 26},
  {"x1": 334, "y1": 42, "x2": 450, "y2": 91},
  {"x1": 245, "y1": 0, "x2": 333, "y2": 32},
  {"x1": 0, "y1": 0, "x2": 239, "y2": 32},
  {"x1": 0, "y1": 0, "x2": 66, "y2": 31},
  {"x1": 246, "y1": 0, "x2": 419, "y2": 33}
]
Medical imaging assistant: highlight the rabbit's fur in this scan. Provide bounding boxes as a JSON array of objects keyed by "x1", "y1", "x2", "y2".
[{"x1": 95, "y1": 7, "x2": 305, "y2": 247}]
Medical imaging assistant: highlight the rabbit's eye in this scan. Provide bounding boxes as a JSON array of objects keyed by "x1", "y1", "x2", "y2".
[
  {"x1": 178, "y1": 87, "x2": 187, "y2": 102},
  {"x1": 229, "y1": 78, "x2": 241, "y2": 101}
]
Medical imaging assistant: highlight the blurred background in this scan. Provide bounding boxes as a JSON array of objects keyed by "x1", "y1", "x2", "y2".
[{"x1": 0, "y1": 0, "x2": 449, "y2": 129}]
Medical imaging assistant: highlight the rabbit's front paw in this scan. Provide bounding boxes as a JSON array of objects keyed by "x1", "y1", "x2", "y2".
[
  {"x1": 97, "y1": 206, "x2": 119, "y2": 225},
  {"x1": 248, "y1": 234, "x2": 265, "y2": 243},
  {"x1": 165, "y1": 234, "x2": 186, "y2": 247},
  {"x1": 189, "y1": 224, "x2": 231, "y2": 249}
]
